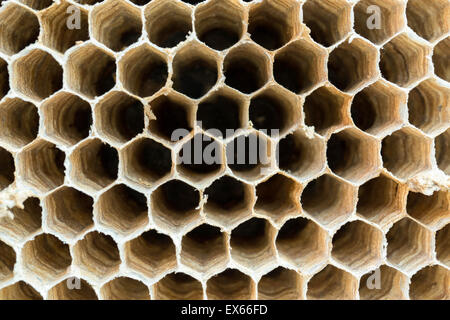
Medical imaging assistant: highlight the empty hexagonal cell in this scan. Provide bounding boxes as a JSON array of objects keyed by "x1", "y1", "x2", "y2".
[
  {"x1": 407, "y1": 0, "x2": 449, "y2": 42},
  {"x1": 410, "y1": 265, "x2": 450, "y2": 300},
  {"x1": 47, "y1": 278, "x2": 97, "y2": 300},
  {"x1": 354, "y1": 0, "x2": 406, "y2": 45},
  {"x1": 18, "y1": 140, "x2": 65, "y2": 193},
  {"x1": 223, "y1": 43, "x2": 270, "y2": 94},
  {"x1": 0, "y1": 58, "x2": 8, "y2": 99},
  {"x1": 73, "y1": 231, "x2": 120, "y2": 281},
  {"x1": 0, "y1": 240, "x2": 15, "y2": 283},
  {"x1": 101, "y1": 277, "x2": 150, "y2": 300},
  {"x1": 153, "y1": 272, "x2": 203, "y2": 300},
  {"x1": 381, "y1": 127, "x2": 432, "y2": 180},
  {"x1": 151, "y1": 180, "x2": 200, "y2": 233},
  {"x1": 19, "y1": 0, "x2": 52, "y2": 10},
  {"x1": 70, "y1": 139, "x2": 118, "y2": 193},
  {"x1": 122, "y1": 138, "x2": 172, "y2": 187},
  {"x1": 230, "y1": 218, "x2": 277, "y2": 270},
  {"x1": 276, "y1": 129, "x2": 326, "y2": 180},
  {"x1": 206, "y1": 269, "x2": 255, "y2": 300},
  {"x1": 204, "y1": 176, "x2": 253, "y2": 229},
  {"x1": 408, "y1": 79, "x2": 449, "y2": 135},
  {"x1": 145, "y1": 0, "x2": 192, "y2": 48},
  {"x1": 181, "y1": 224, "x2": 228, "y2": 275},
  {"x1": 433, "y1": 37, "x2": 450, "y2": 82},
  {"x1": 380, "y1": 34, "x2": 430, "y2": 88},
  {"x1": 118, "y1": 44, "x2": 168, "y2": 98},
  {"x1": 436, "y1": 129, "x2": 449, "y2": 174},
  {"x1": 125, "y1": 230, "x2": 177, "y2": 279},
  {"x1": 386, "y1": 218, "x2": 433, "y2": 273},
  {"x1": 301, "y1": 174, "x2": 356, "y2": 228},
  {"x1": 303, "y1": 86, "x2": 351, "y2": 136},
  {"x1": 41, "y1": 92, "x2": 92, "y2": 147},
  {"x1": 258, "y1": 267, "x2": 303, "y2": 300},
  {"x1": 307, "y1": 265, "x2": 358, "y2": 300},
  {"x1": 0, "y1": 197, "x2": 41, "y2": 242},
  {"x1": 66, "y1": 44, "x2": 116, "y2": 98},
  {"x1": 248, "y1": 0, "x2": 300, "y2": 50},
  {"x1": 436, "y1": 224, "x2": 450, "y2": 267},
  {"x1": 359, "y1": 265, "x2": 408, "y2": 300},
  {"x1": 172, "y1": 42, "x2": 219, "y2": 99},
  {"x1": 0, "y1": 3, "x2": 39, "y2": 55},
  {"x1": 97, "y1": 184, "x2": 148, "y2": 236},
  {"x1": 276, "y1": 217, "x2": 328, "y2": 272},
  {"x1": 0, "y1": 147, "x2": 15, "y2": 191},
  {"x1": 303, "y1": 0, "x2": 351, "y2": 47},
  {"x1": 407, "y1": 190, "x2": 449, "y2": 230},
  {"x1": 40, "y1": 2, "x2": 89, "y2": 53},
  {"x1": 328, "y1": 38, "x2": 378, "y2": 92},
  {"x1": 22, "y1": 234, "x2": 72, "y2": 282},
  {"x1": 45, "y1": 187, "x2": 94, "y2": 239},
  {"x1": 12, "y1": 49, "x2": 62, "y2": 101},
  {"x1": 91, "y1": 0, "x2": 142, "y2": 52},
  {"x1": 327, "y1": 128, "x2": 381, "y2": 184},
  {"x1": 273, "y1": 39, "x2": 327, "y2": 94},
  {"x1": 0, "y1": 281, "x2": 43, "y2": 300},
  {"x1": 351, "y1": 81, "x2": 405, "y2": 137}
]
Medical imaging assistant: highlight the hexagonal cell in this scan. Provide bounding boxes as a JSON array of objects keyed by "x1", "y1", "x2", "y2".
[
  {"x1": 380, "y1": 34, "x2": 430, "y2": 88},
  {"x1": 12, "y1": 49, "x2": 62, "y2": 101},
  {"x1": 73, "y1": 231, "x2": 120, "y2": 281},
  {"x1": 0, "y1": 281, "x2": 43, "y2": 300},
  {"x1": 91, "y1": 0, "x2": 142, "y2": 52},
  {"x1": 181, "y1": 224, "x2": 228, "y2": 275},
  {"x1": 125, "y1": 230, "x2": 177, "y2": 279},
  {"x1": 410, "y1": 265, "x2": 450, "y2": 300},
  {"x1": 356, "y1": 174, "x2": 406, "y2": 228},
  {"x1": 45, "y1": 187, "x2": 94, "y2": 239},
  {"x1": 407, "y1": 0, "x2": 449, "y2": 42},
  {"x1": 148, "y1": 93, "x2": 194, "y2": 143},
  {"x1": 433, "y1": 37, "x2": 450, "y2": 82},
  {"x1": 248, "y1": 0, "x2": 300, "y2": 50},
  {"x1": 19, "y1": 0, "x2": 52, "y2": 10},
  {"x1": 101, "y1": 277, "x2": 150, "y2": 300},
  {"x1": 327, "y1": 128, "x2": 381, "y2": 184},
  {"x1": 172, "y1": 42, "x2": 219, "y2": 99},
  {"x1": 66, "y1": 44, "x2": 116, "y2": 99},
  {"x1": 276, "y1": 217, "x2": 328, "y2": 272},
  {"x1": 153, "y1": 272, "x2": 203, "y2": 300},
  {"x1": 97, "y1": 184, "x2": 148, "y2": 236},
  {"x1": 0, "y1": 3, "x2": 39, "y2": 55},
  {"x1": 436, "y1": 224, "x2": 450, "y2": 267},
  {"x1": 47, "y1": 278, "x2": 97, "y2": 300},
  {"x1": 0, "y1": 197, "x2": 41, "y2": 242},
  {"x1": 0, "y1": 58, "x2": 8, "y2": 99},
  {"x1": 359, "y1": 265, "x2": 408, "y2": 300},
  {"x1": 230, "y1": 218, "x2": 277, "y2": 271},
  {"x1": 17, "y1": 140, "x2": 66, "y2": 193},
  {"x1": 206, "y1": 269, "x2": 255, "y2": 300},
  {"x1": 258, "y1": 267, "x2": 304, "y2": 300},
  {"x1": 301, "y1": 174, "x2": 356, "y2": 228},
  {"x1": 306, "y1": 265, "x2": 358, "y2": 300},
  {"x1": 351, "y1": 80, "x2": 405, "y2": 137},
  {"x1": 70, "y1": 139, "x2": 119, "y2": 193},
  {"x1": 303, "y1": 0, "x2": 351, "y2": 47},
  {"x1": 276, "y1": 129, "x2": 326, "y2": 180},
  {"x1": 354, "y1": 0, "x2": 406, "y2": 45},
  {"x1": 151, "y1": 180, "x2": 201, "y2": 233},
  {"x1": 145, "y1": 0, "x2": 192, "y2": 48},
  {"x1": 0, "y1": 147, "x2": 15, "y2": 191},
  {"x1": 249, "y1": 86, "x2": 302, "y2": 135},
  {"x1": 118, "y1": 44, "x2": 168, "y2": 98},
  {"x1": 0, "y1": 240, "x2": 15, "y2": 283},
  {"x1": 408, "y1": 79, "x2": 449, "y2": 135},
  {"x1": 223, "y1": 43, "x2": 270, "y2": 94},
  {"x1": 204, "y1": 176, "x2": 254, "y2": 229},
  {"x1": 436, "y1": 129, "x2": 449, "y2": 174},
  {"x1": 40, "y1": 2, "x2": 89, "y2": 53},
  {"x1": 381, "y1": 127, "x2": 432, "y2": 180},
  {"x1": 386, "y1": 217, "x2": 433, "y2": 273},
  {"x1": 303, "y1": 86, "x2": 351, "y2": 137},
  {"x1": 273, "y1": 39, "x2": 327, "y2": 94},
  {"x1": 407, "y1": 190, "x2": 450, "y2": 230},
  {"x1": 255, "y1": 173, "x2": 302, "y2": 225},
  {"x1": 22, "y1": 234, "x2": 72, "y2": 282},
  {"x1": 328, "y1": 38, "x2": 378, "y2": 92},
  {"x1": 177, "y1": 133, "x2": 224, "y2": 183}
]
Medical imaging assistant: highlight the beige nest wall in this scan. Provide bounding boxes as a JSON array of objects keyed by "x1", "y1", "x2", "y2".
[{"x1": 0, "y1": 0, "x2": 449, "y2": 300}]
